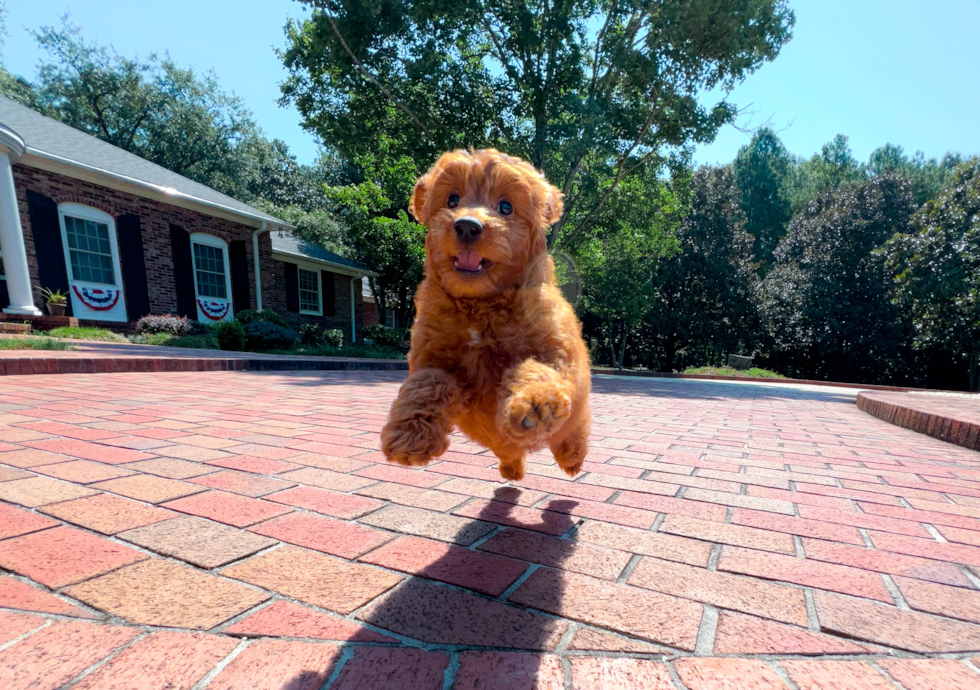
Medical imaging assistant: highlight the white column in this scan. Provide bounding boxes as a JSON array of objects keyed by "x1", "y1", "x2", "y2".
[{"x1": 0, "y1": 150, "x2": 41, "y2": 316}]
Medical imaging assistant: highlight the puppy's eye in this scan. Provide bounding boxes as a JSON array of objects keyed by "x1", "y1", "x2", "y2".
[
  {"x1": 498, "y1": 200, "x2": 513, "y2": 216},
  {"x1": 447, "y1": 194, "x2": 460, "y2": 209}
]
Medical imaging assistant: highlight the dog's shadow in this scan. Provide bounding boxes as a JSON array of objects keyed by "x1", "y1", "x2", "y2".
[{"x1": 321, "y1": 488, "x2": 579, "y2": 688}]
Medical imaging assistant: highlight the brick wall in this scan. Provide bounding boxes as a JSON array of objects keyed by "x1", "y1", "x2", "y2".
[
  {"x1": 267, "y1": 259, "x2": 363, "y2": 343},
  {"x1": 12, "y1": 163, "x2": 277, "y2": 325}
]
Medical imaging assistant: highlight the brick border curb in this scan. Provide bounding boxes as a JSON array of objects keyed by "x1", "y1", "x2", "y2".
[
  {"x1": 592, "y1": 368, "x2": 928, "y2": 392},
  {"x1": 857, "y1": 391, "x2": 980, "y2": 451},
  {"x1": 0, "y1": 356, "x2": 409, "y2": 376}
]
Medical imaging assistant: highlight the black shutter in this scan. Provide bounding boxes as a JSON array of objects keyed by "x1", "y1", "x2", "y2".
[
  {"x1": 284, "y1": 262, "x2": 299, "y2": 312},
  {"x1": 229, "y1": 240, "x2": 250, "y2": 315},
  {"x1": 169, "y1": 225, "x2": 196, "y2": 318},
  {"x1": 321, "y1": 270, "x2": 336, "y2": 316},
  {"x1": 117, "y1": 213, "x2": 150, "y2": 321},
  {"x1": 0, "y1": 277, "x2": 8, "y2": 312},
  {"x1": 26, "y1": 190, "x2": 70, "y2": 315}
]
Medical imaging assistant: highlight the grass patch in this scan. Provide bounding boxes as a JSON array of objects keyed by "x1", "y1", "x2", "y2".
[
  {"x1": 129, "y1": 333, "x2": 218, "y2": 349},
  {"x1": 269, "y1": 344, "x2": 407, "y2": 360},
  {"x1": 45, "y1": 327, "x2": 128, "y2": 343},
  {"x1": 0, "y1": 337, "x2": 75, "y2": 350},
  {"x1": 683, "y1": 365, "x2": 786, "y2": 379}
]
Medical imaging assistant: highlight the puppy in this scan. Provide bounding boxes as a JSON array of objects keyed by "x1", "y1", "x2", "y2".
[{"x1": 381, "y1": 149, "x2": 591, "y2": 481}]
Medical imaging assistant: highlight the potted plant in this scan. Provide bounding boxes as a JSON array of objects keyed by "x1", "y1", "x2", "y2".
[{"x1": 35, "y1": 287, "x2": 68, "y2": 316}]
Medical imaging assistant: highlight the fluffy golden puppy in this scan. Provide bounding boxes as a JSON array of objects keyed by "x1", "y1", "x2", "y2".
[{"x1": 381, "y1": 149, "x2": 591, "y2": 481}]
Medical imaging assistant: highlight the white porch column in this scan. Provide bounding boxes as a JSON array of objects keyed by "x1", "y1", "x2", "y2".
[{"x1": 0, "y1": 125, "x2": 41, "y2": 316}]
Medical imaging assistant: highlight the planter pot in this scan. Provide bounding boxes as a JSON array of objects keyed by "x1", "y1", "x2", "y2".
[{"x1": 46, "y1": 302, "x2": 66, "y2": 317}]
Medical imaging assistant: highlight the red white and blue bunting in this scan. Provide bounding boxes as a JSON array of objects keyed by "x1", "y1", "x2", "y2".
[
  {"x1": 197, "y1": 299, "x2": 230, "y2": 320},
  {"x1": 71, "y1": 286, "x2": 121, "y2": 311}
]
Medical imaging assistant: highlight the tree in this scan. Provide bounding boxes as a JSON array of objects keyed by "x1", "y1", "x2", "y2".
[
  {"x1": 868, "y1": 143, "x2": 963, "y2": 206},
  {"x1": 643, "y1": 166, "x2": 758, "y2": 371},
  {"x1": 280, "y1": 0, "x2": 795, "y2": 250},
  {"x1": 786, "y1": 134, "x2": 864, "y2": 211},
  {"x1": 733, "y1": 128, "x2": 793, "y2": 271},
  {"x1": 325, "y1": 149, "x2": 427, "y2": 326},
  {"x1": 885, "y1": 159, "x2": 980, "y2": 390},
  {"x1": 578, "y1": 164, "x2": 685, "y2": 369},
  {"x1": 761, "y1": 174, "x2": 915, "y2": 384}
]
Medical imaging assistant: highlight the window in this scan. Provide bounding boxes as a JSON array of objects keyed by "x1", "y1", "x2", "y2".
[
  {"x1": 192, "y1": 240, "x2": 228, "y2": 299},
  {"x1": 385, "y1": 308, "x2": 397, "y2": 329},
  {"x1": 298, "y1": 268, "x2": 321, "y2": 314},
  {"x1": 64, "y1": 215, "x2": 115, "y2": 284}
]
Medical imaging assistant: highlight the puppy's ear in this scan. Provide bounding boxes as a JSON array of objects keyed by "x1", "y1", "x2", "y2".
[
  {"x1": 409, "y1": 174, "x2": 430, "y2": 225},
  {"x1": 542, "y1": 183, "x2": 564, "y2": 226}
]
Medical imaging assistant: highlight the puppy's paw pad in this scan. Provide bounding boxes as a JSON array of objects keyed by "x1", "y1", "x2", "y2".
[{"x1": 504, "y1": 390, "x2": 570, "y2": 439}]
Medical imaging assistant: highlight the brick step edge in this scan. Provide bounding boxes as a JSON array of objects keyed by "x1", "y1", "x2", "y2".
[
  {"x1": 857, "y1": 391, "x2": 980, "y2": 452},
  {"x1": 0, "y1": 357, "x2": 409, "y2": 376}
]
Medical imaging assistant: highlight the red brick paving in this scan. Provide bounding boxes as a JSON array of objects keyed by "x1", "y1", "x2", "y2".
[{"x1": 1, "y1": 371, "x2": 980, "y2": 687}]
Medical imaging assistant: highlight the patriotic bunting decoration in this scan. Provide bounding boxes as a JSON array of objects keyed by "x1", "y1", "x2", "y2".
[
  {"x1": 72, "y1": 286, "x2": 120, "y2": 311},
  {"x1": 197, "y1": 299, "x2": 230, "y2": 320}
]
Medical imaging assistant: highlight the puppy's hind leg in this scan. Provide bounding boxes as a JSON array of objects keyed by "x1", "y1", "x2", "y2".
[
  {"x1": 495, "y1": 448, "x2": 527, "y2": 482},
  {"x1": 382, "y1": 369, "x2": 459, "y2": 467},
  {"x1": 550, "y1": 416, "x2": 590, "y2": 477}
]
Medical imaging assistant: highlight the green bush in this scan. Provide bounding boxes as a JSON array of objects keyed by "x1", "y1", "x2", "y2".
[
  {"x1": 244, "y1": 320, "x2": 298, "y2": 350},
  {"x1": 212, "y1": 320, "x2": 246, "y2": 351},
  {"x1": 299, "y1": 323, "x2": 320, "y2": 346},
  {"x1": 164, "y1": 335, "x2": 219, "y2": 349},
  {"x1": 134, "y1": 314, "x2": 190, "y2": 336},
  {"x1": 236, "y1": 309, "x2": 288, "y2": 328},
  {"x1": 363, "y1": 324, "x2": 407, "y2": 351},
  {"x1": 322, "y1": 328, "x2": 344, "y2": 348}
]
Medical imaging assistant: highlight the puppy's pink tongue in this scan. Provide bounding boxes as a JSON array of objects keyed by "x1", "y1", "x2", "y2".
[{"x1": 456, "y1": 251, "x2": 482, "y2": 271}]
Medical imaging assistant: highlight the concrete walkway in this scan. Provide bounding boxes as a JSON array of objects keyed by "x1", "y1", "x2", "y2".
[{"x1": 1, "y1": 372, "x2": 979, "y2": 688}]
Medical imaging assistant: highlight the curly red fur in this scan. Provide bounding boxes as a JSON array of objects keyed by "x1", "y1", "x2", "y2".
[{"x1": 381, "y1": 149, "x2": 592, "y2": 480}]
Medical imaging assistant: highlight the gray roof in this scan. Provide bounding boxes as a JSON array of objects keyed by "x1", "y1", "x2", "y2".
[
  {"x1": 271, "y1": 231, "x2": 376, "y2": 275},
  {"x1": 0, "y1": 96, "x2": 285, "y2": 227}
]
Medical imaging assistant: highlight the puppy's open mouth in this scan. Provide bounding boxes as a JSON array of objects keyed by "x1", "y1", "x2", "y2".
[{"x1": 453, "y1": 251, "x2": 493, "y2": 275}]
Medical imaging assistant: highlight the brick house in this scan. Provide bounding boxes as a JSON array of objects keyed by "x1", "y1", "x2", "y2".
[{"x1": 0, "y1": 96, "x2": 376, "y2": 342}]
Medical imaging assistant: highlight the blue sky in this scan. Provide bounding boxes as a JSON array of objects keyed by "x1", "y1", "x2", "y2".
[{"x1": 4, "y1": 0, "x2": 979, "y2": 167}]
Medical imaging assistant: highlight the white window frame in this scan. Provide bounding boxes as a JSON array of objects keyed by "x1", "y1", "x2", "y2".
[
  {"x1": 58, "y1": 204, "x2": 122, "y2": 287},
  {"x1": 190, "y1": 233, "x2": 233, "y2": 303},
  {"x1": 297, "y1": 266, "x2": 322, "y2": 316}
]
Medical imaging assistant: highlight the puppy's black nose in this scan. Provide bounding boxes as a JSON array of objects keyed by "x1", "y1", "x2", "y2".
[{"x1": 454, "y1": 217, "x2": 483, "y2": 243}]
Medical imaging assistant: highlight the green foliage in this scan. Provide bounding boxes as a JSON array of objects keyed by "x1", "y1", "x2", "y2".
[
  {"x1": 299, "y1": 323, "x2": 320, "y2": 346},
  {"x1": 683, "y1": 366, "x2": 785, "y2": 379},
  {"x1": 760, "y1": 174, "x2": 915, "y2": 384},
  {"x1": 785, "y1": 135, "x2": 865, "y2": 212},
  {"x1": 280, "y1": 0, "x2": 795, "y2": 250},
  {"x1": 211, "y1": 320, "x2": 246, "y2": 351},
  {"x1": 885, "y1": 159, "x2": 980, "y2": 389},
  {"x1": 34, "y1": 286, "x2": 68, "y2": 304},
  {"x1": 327, "y1": 157, "x2": 426, "y2": 324},
  {"x1": 45, "y1": 327, "x2": 128, "y2": 343},
  {"x1": 868, "y1": 144, "x2": 964, "y2": 207},
  {"x1": 243, "y1": 320, "x2": 299, "y2": 350},
  {"x1": 159, "y1": 335, "x2": 219, "y2": 349},
  {"x1": 134, "y1": 314, "x2": 191, "y2": 336},
  {"x1": 321, "y1": 328, "x2": 344, "y2": 348},
  {"x1": 638, "y1": 166, "x2": 758, "y2": 371},
  {"x1": 733, "y1": 128, "x2": 793, "y2": 271},
  {"x1": 362, "y1": 324, "x2": 408, "y2": 351},
  {"x1": 0, "y1": 337, "x2": 74, "y2": 350},
  {"x1": 235, "y1": 309, "x2": 288, "y2": 328}
]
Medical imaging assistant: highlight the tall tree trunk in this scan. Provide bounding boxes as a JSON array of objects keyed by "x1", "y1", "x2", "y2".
[
  {"x1": 661, "y1": 333, "x2": 677, "y2": 373},
  {"x1": 971, "y1": 343, "x2": 979, "y2": 392}
]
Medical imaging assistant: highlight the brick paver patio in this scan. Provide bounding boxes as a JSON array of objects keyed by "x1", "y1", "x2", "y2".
[{"x1": 1, "y1": 371, "x2": 980, "y2": 689}]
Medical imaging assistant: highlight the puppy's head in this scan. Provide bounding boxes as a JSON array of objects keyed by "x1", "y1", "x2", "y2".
[{"x1": 409, "y1": 149, "x2": 563, "y2": 298}]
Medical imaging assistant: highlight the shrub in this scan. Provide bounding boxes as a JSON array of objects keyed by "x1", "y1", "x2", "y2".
[
  {"x1": 299, "y1": 323, "x2": 320, "y2": 346},
  {"x1": 244, "y1": 320, "x2": 298, "y2": 350},
  {"x1": 186, "y1": 319, "x2": 211, "y2": 336},
  {"x1": 135, "y1": 314, "x2": 190, "y2": 336},
  {"x1": 321, "y1": 328, "x2": 344, "y2": 348},
  {"x1": 164, "y1": 335, "x2": 218, "y2": 349},
  {"x1": 212, "y1": 320, "x2": 246, "y2": 351},
  {"x1": 363, "y1": 324, "x2": 407, "y2": 350},
  {"x1": 236, "y1": 309, "x2": 288, "y2": 327}
]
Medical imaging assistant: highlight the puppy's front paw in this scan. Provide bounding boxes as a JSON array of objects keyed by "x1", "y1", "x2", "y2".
[
  {"x1": 499, "y1": 383, "x2": 571, "y2": 441},
  {"x1": 381, "y1": 414, "x2": 449, "y2": 467}
]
